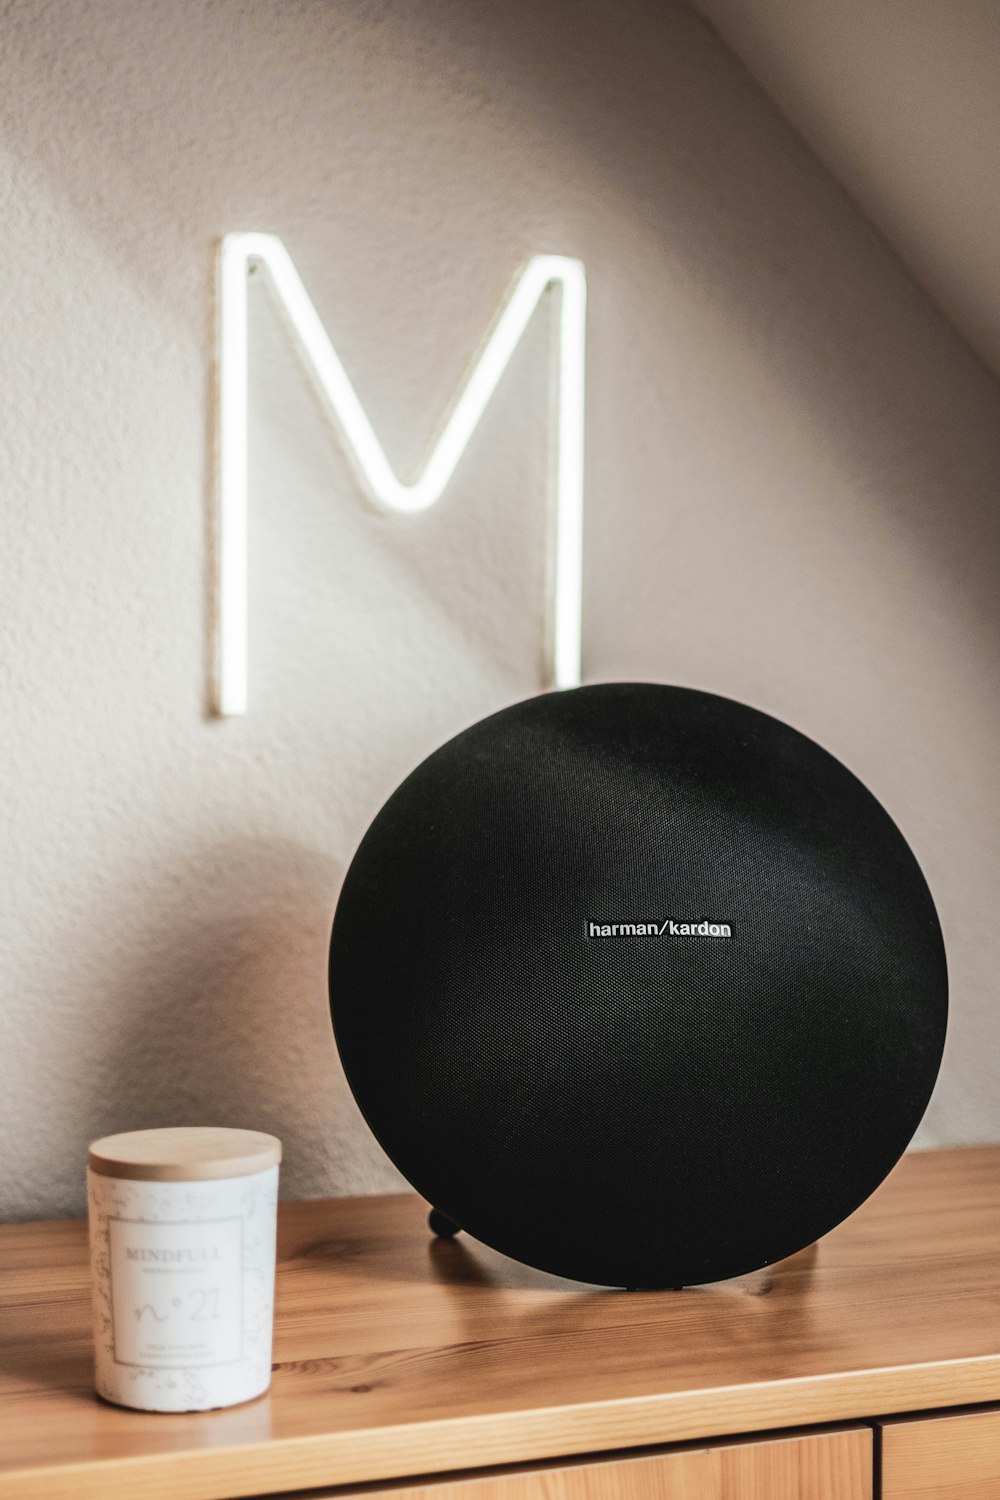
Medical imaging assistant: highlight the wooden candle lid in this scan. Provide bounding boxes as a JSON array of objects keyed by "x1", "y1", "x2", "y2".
[{"x1": 88, "y1": 1127, "x2": 282, "y2": 1182}]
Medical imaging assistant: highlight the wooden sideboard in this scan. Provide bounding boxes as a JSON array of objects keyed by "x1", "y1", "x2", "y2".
[{"x1": 2, "y1": 1146, "x2": 999, "y2": 1499}]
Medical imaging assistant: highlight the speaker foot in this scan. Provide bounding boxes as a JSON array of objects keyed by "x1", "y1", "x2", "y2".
[{"x1": 428, "y1": 1208, "x2": 462, "y2": 1239}]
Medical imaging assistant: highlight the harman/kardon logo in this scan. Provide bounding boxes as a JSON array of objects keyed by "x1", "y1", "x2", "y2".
[{"x1": 587, "y1": 919, "x2": 733, "y2": 938}]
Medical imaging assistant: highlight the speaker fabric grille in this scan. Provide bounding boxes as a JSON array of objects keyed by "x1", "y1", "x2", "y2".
[{"x1": 329, "y1": 684, "x2": 947, "y2": 1287}]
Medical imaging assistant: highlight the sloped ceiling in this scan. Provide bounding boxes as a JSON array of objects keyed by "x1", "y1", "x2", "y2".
[{"x1": 694, "y1": 0, "x2": 1000, "y2": 379}]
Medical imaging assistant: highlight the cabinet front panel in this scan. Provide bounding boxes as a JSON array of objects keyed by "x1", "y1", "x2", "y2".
[
  {"x1": 269, "y1": 1425, "x2": 872, "y2": 1500},
  {"x1": 881, "y1": 1407, "x2": 1000, "y2": 1500}
]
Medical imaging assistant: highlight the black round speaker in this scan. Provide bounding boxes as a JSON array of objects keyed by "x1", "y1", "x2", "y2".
[{"x1": 328, "y1": 684, "x2": 947, "y2": 1288}]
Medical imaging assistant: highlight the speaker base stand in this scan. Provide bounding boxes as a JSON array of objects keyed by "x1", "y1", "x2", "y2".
[{"x1": 428, "y1": 1208, "x2": 462, "y2": 1239}]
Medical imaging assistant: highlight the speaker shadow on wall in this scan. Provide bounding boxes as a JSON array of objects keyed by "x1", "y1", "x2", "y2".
[{"x1": 84, "y1": 837, "x2": 388, "y2": 1206}]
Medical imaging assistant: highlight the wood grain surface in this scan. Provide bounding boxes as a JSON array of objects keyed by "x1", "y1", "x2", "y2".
[
  {"x1": 879, "y1": 1406, "x2": 1000, "y2": 1499},
  {"x1": 273, "y1": 1425, "x2": 872, "y2": 1499},
  {"x1": 1, "y1": 1147, "x2": 999, "y2": 1500}
]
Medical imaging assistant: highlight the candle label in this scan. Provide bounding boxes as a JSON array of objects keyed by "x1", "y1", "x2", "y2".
[
  {"x1": 108, "y1": 1216, "x2": 243, "y2": 1367},
  {"x1": 88, "y1": 1165, "x2": 278, "y2": 1410}
]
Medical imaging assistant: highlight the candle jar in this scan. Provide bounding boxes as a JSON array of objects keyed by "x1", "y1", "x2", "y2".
[{"x1": 87, "y1": 1127, "x2": 281, "y2": 1412}]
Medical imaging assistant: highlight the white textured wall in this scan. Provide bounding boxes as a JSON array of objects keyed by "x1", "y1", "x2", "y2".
[
  {"x1": 2, "y1": 0, "x2": 998, "y2": 1221},
  {"x1": 695, "y1": 0, "x2": 1000, "y2": 379}
]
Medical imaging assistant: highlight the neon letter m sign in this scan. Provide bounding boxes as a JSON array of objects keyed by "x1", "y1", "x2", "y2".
[{"x1": 216, "y1": 233, "x2": 587, "y2": 715}]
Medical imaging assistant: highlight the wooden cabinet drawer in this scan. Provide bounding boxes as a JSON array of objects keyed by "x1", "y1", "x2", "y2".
[
  {"x1": 880, "y1": 1407, "x2": 1000, "y2": 1499},
  {"x1": 270, "y1": 1425, "x2": 872, "y2": 1499}
]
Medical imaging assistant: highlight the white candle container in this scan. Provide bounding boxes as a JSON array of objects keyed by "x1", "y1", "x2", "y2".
[{"x1": 87, "y1": 1127, "x2": 281, "y2": 1412}]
